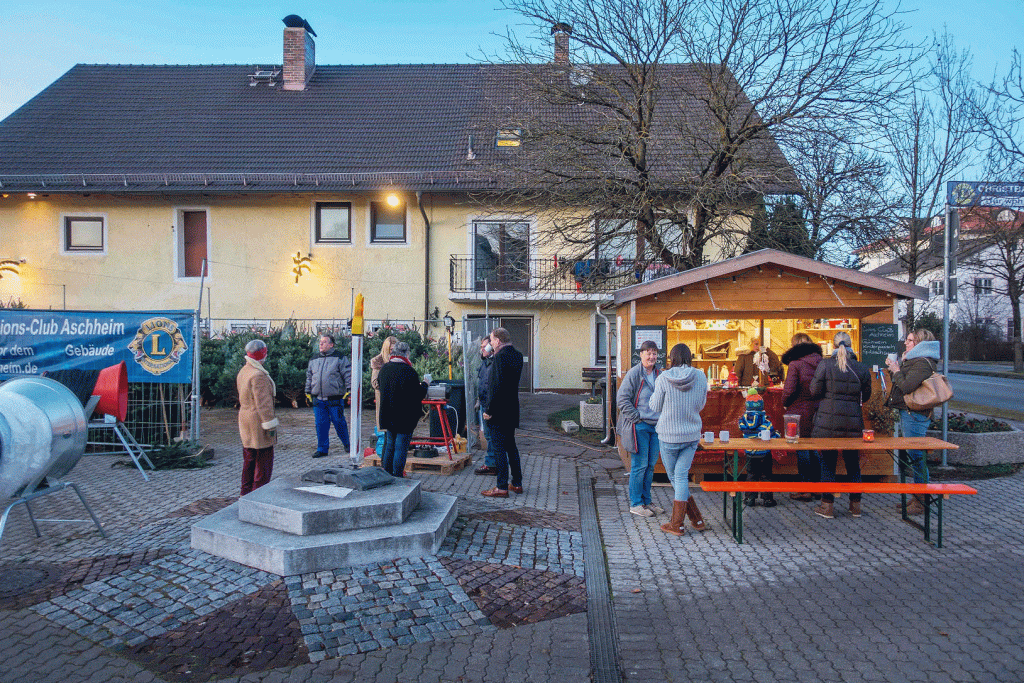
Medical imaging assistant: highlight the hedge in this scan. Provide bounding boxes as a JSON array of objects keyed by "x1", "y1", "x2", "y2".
[{"x1": 199, "y1": 323, "x2": 463, "y2": 408}]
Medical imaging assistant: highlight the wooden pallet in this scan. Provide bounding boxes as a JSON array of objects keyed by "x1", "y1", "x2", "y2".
[{"x1": 362, "y1": 451, "x2": 472, "y2": 476}]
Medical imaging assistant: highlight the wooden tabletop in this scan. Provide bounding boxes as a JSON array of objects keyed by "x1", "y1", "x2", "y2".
[{"x1": 697, "y1": 436, "x2": 958, "y2": 451}]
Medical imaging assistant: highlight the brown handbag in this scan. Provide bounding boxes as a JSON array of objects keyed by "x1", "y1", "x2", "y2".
[{"x1": 903, "y1": 372, "x2": 954, "y2": 411}]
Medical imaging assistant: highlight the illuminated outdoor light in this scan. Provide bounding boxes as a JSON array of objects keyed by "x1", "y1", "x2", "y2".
[
  {"x1": 292, "y1": 252, "x2": 312, "y2": 284},
  {"x1": 386, "y1": 193, "x2": 400, "y2": 207}
]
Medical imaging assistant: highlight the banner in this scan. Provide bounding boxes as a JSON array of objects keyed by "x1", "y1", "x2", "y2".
[
  {"x1": 0, "y1": 310, "x2": 194, "y2": 383},
  {"x1": 947, "y1": 181, "x2": 1024, "y2": 208}
]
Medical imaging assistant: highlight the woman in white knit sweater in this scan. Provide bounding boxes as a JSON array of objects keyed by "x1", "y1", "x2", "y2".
[{"x1": 649, "y1": 343, "x2": 709, "y2": 536}]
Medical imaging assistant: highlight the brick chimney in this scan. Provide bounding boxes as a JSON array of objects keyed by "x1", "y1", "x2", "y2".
[
  {"x1": 552, "y1": 23, "x2": 572, "y2": 65},
  {"x1": 282, "y1": 15, "x2": 316, "y2": 91}
]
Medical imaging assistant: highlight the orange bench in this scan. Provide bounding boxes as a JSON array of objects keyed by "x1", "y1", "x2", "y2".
[{"x1": 700, "y1": 480, "x2": 977, "y2": 547}]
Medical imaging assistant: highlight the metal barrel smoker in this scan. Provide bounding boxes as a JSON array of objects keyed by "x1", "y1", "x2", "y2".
[{"x1": 0, "y1": 362, "x2": 130, "y2": 541}]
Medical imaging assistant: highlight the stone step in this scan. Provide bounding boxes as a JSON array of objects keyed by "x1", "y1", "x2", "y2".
[
  {"x1": 190, "y1": 490, "x2": 458, "y2": 576},
  {"x1": 237, "y1": 475, "x2": 420, "y2": 535}
]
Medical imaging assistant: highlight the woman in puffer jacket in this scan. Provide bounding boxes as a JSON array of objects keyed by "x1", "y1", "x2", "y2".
[
  {"x1": 810, "y1": 331, "x2": 871, "y2": 519},
  {"x1": 781, "y1": 333, "x2": 823, "y2": 501},
  {"x1": 885, "y1": 328, "x2": 941, "y2": 515}
]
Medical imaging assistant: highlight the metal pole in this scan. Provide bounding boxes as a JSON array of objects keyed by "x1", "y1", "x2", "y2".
[
  {"x1": 595, "y1": 302, "x2": 615, "y2": 445},
  {"x1": 349, "y1": 293, "x2": 365, "y2": 468},
  {"x1": 941, "y1": 205, "x2": 951, "y2": 467},
  {"x1": 193, "y1": 258, "x2": 207, "y2": 443}
]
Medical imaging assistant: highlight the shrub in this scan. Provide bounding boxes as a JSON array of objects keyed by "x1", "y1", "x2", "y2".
[{"x1": 930, "y1": 412, "x2": 1013, "y2": 433}]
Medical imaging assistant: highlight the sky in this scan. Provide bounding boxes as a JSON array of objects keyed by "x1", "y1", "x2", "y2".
[{"x1": 1, "y1": 0, "x2": 1020, "y2": 121}]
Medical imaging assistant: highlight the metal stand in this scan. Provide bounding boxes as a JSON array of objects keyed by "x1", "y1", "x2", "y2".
[
  {"x1": 87, "y1": 419, "x2": 156, "y2": 481},
  {"x1": 0, "y1": 480, "x2": 107, "y2": 543}
]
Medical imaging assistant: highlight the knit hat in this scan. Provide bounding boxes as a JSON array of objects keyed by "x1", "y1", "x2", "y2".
[
  {"x1": 745, "y1": 387, "x2": 763, "y2": 410},
  {"x1": 245, "y1": 339, "x2": 268, "y2": 362}
]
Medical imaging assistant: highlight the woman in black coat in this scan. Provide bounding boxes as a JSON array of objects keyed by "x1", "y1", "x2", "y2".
[
  {"x1": 809, "y1": 331, "x2": 871, "y2": 519},
  {"x1": 377, "y1": 341, "x2": 428, "y2": 477}
]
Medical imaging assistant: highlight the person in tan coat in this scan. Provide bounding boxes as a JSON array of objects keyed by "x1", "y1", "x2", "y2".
[
  {"x1": 237, "y1": 339, "x2": 279, "y2": 495},
  {"x1": 370, "y1": 336, "x2": 398, "y2": 430}
]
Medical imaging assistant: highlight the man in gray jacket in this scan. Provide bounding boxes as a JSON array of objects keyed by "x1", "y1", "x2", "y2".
[{"x1": 306, "y1": 334, "x2": 352, "y2": 458}]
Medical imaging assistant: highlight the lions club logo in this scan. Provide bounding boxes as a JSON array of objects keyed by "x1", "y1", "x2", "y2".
[
  {"x1": 128, "y1": 317, "x2": 189, "y2": 376},
  {"x1": 950, "y1": 182, "x2": 977, "y2": 207}
]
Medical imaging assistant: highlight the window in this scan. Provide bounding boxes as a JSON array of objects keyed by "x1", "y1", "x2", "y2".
[
  {"x1": 930, "y1": 280, "x2": 944, "y2": 296},
  {"x1": 974, "y1": 278, "x2": 993, "y2": 295},
  {"x1": 594, "y1": 218, "x2": 637, "y2": 261},
  {"x1": 473, "y1": 221, "x2": 529, "y2": 290},
  {"x1": 62, "y1": 215, "x2": 105, "y2": 253},
  {"x1": 371, "y1": 201, "x2": 406, "y2": 243},
  {"x1": 595, "y1": 318, "x2": 616, "y2": 364},
  {"x1": 177, "y1": 209, "x2": 209, "y2": 278},
  {"x1": 496, "y1": 129, "x2": 522, "y2": 147},
  {"x1": 315, "y1": 202, "x2": 351, "y2": 243}
]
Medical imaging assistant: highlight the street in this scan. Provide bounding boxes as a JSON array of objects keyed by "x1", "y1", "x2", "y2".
[{"x1": 947, "y1": 370, "x2": 1024, "y2": 415}]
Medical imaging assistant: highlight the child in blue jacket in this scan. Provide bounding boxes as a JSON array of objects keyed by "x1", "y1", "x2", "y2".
[{"x1": 738, "y1": 388, "x2": 780, "y2": 507}]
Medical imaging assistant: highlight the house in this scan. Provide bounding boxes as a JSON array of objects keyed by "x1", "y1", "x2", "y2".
[
  {"x1": 858, "y1": 208, "x2": 1024, "y2": 344},
  {"x1": 0, "y1": 18, "x2": 798, "y2": 391}
]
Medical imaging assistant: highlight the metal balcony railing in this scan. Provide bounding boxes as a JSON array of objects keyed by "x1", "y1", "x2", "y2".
[{"x1": 449, "y1": 255, "x2": 690, "y2": 295}]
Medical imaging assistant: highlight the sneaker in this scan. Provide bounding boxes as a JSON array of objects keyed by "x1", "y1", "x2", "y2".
[
  {"x1": 644, "y1": 504, "x2": 665, "y2": 515},
  {"x1": 849, "y1": 500, "x2": 862, "y2": 517},
  {"x1": 312, "y1": 451, "x2": 329, "y2": 459},
  {"x1": 630, "y1": 505, "x2": 654, "y2": 518},
  {"x1": 474, "y1": 465, "x2": 497, "y2": 475}
]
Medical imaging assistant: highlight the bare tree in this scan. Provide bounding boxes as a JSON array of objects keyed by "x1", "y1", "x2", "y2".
[
  {"x1": 854, "y1": 31, "x2": 980, "y2": 324},
  {"x1": 478, "y1": 0, "x2": 914, "y2": 280},
  {"x1": 975, "y1": 49, "x2": 1024, "y2": 177}
]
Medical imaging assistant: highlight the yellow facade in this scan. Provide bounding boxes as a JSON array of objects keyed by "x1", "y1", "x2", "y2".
[{"x1": 1, "y1": 191, "x2": 665, "y2": 390}]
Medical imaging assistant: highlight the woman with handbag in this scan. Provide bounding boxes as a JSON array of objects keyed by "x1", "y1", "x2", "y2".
[{"x1": 885, "y1": 328, "x2": 941, "y2": 515}]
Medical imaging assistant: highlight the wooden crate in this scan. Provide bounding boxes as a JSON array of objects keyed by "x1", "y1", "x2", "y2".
[{"x1": 362, "y1": 451, "x2": 472, "y2": 476}]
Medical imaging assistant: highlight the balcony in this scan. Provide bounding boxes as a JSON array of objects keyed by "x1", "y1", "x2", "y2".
[{"x1": 448, "y1": 255, "x2": 684, "y2": 302}]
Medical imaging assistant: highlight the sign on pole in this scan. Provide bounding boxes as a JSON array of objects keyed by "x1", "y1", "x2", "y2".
[{"x1": 948, "y1": 181, "x2": 1024, "y2": 208}]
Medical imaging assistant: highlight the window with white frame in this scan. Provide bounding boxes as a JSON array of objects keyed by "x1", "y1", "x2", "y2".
[
  {"x1": 929, "y1": 280, "x2": 944, "y2": 296},
  {"x1": 62, "y1": 215, "x2": 106, "y2": 253},
  {"x1": 973, "y1": 278, "x2": 993, "y2": 295},
  {"x1": 315, "y1": 202, "x2": 351, "y2": 243},
  {"x1": 371, "y1": 200, "x2": 406, "y2": 243},
  {"x1": 595, "y1": 318, "x2": 616, "y2": 365}
]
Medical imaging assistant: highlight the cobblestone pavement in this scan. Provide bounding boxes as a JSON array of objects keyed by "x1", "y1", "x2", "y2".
[{"x1": 2, "y1": 393, "x2": 1022, "y2": 682}]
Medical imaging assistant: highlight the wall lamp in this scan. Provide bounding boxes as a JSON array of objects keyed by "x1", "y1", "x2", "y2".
[
  {"x1": 0, "y1": 258, "x2": 25, "y2": 279},
  {"x1": 385, "y1": 192, "x2": 401, "y2": 207},
  {"x1": 292, "y1": 252, "x2": 312, "y2": 284}
]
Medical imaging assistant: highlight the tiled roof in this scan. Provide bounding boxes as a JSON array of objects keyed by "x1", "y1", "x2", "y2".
[{"x1": 0, "y1": 63, "x2": 799, "y2": 194}]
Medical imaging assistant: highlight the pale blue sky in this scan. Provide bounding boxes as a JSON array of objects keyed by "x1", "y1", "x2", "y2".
[{"x1": 1, "y1": 0, "x2": 1019, "y2": 120}]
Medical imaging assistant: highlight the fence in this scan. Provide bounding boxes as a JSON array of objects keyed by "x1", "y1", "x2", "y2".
[{"x1": 88, "y1": 382, "x2": 194, "y2": 452}]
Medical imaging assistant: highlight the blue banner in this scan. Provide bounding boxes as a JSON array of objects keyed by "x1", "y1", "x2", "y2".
[
  {"x1": 0, "y1": 310, "x2": 194, "y2": 383},
  {"x1": 947, "y1": 181, "x2": 1024, "y2": 208}
]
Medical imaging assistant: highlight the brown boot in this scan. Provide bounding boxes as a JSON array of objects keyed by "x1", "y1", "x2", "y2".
[
  {"x1": 813, "y1": 501, "x2": 834, "y2": 519},
  {"x1": 685, "y1": 498, "x2": 706, "y2": 531},
  {"x1": 660, "y1": 500, "x2": 686, "y2": 536}
]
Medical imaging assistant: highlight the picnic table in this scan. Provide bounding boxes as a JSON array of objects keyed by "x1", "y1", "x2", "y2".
[{"x1": 697, "y1": 436, "x2": 974, "y2": 547}]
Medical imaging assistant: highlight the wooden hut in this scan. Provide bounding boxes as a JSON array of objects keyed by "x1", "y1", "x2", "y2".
[{"x1": 611, "y1": 249, "x2": 929, "y2": 481}]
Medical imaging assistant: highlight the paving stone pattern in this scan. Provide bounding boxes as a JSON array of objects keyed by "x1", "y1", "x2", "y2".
[
  {"x1": 4, "y1": 394, "x2": 1022, "y2": 682},
  {"x1": 122, "y1": 579, "x2": 308, "y2": 682}
]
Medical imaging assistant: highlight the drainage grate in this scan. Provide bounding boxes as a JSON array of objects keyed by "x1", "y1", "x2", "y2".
[{"x1": 577, "y1": 470, "x2": 623, "y2": 682}]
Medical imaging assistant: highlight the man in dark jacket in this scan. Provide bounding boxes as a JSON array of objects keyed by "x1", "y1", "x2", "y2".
[
  {"x1": 306, "y1": 334, "x2": 352, "y2": 458},
  {"x1": 377, "y1": 341, "x2": 428, "y2": 477},
  {"x1": 474, "y1": 336, "x2": 498, "y2": 475},
  {"x1": 481, "y1": 327, "x2": 524, "y2": 497}
]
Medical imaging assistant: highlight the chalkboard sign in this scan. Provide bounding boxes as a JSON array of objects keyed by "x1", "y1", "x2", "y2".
[
  {"x1": 860, "y1": 323, "x2": 900, "y2": 368},
  {"x1": 630, "y1": 325, "x2": 667, "y2": 367}
]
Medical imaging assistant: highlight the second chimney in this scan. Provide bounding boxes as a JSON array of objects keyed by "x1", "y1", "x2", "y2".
[
  {"x1": 552, "y1": 23, "x2": 572, "y2": 65},
  {"x1": 283, "y1": 16, "x2": 316, "y2": 91}
]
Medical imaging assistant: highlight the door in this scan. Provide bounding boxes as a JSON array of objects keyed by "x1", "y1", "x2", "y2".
[
  {"x1": 182, "y1": 210, "x2": 208, "y2": 278},
  {"x1": 466, "y1": 315, "x2": 533, "y2": 391},
  {"x1": 473, "y1": 221, "x2": 529, "y2": 291}
]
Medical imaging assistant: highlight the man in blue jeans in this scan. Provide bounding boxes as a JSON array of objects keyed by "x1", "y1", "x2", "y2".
[{"x1": 306, "y1": 334, "x2": 352, "y2": 458}]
